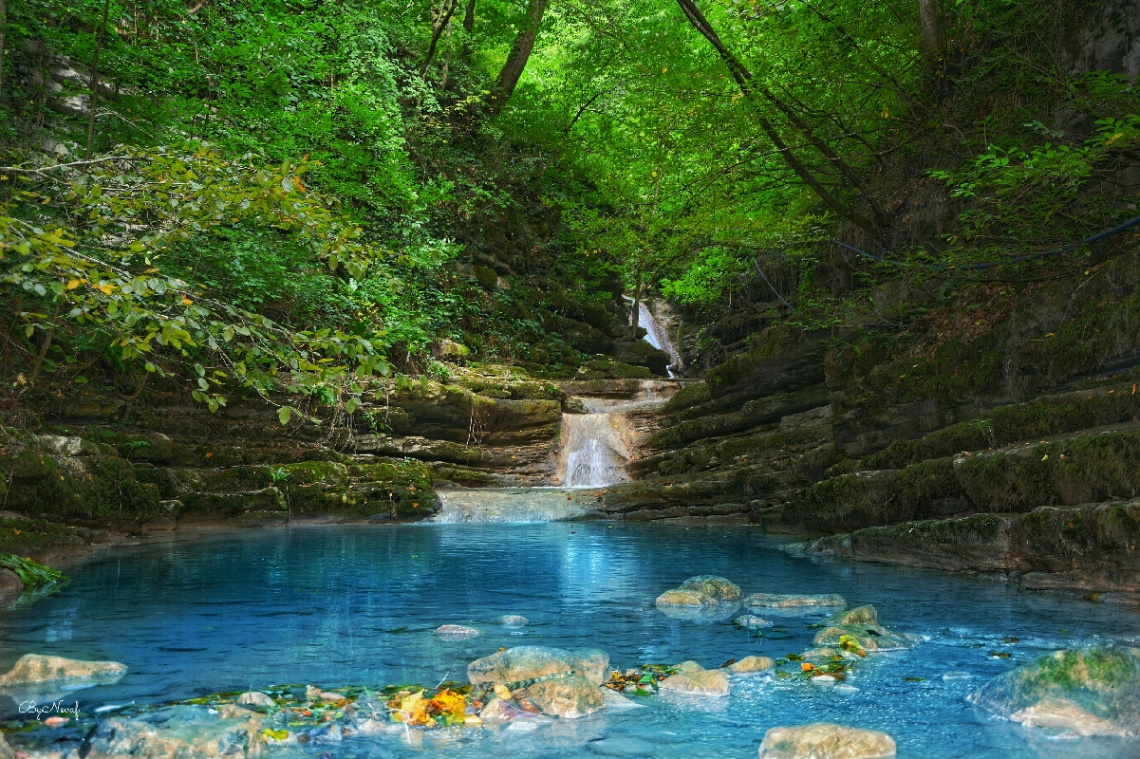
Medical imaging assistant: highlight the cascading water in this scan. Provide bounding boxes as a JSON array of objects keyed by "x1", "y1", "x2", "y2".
[
  {"x1": 634, "y1": 300, "x2": 682, "y2": 378},
  {"x1": 561, "y1": 409, "x2": 631, "y2": 488}
]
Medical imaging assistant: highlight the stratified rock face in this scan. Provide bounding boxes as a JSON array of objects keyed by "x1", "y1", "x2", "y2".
[
  {"x1": 811, "y1": 606, "x2": 915, "y2": 652},
  {"x1": 968, "y1": 646, "x2": 1140, "y2": 737},
  {"x1": 84, "y1": 704, "x2": 263, "y2": 758},
  {"x1": 758, "y1": 723, "x2": 896, "y2": 759},
  {"x1": 0, "y1": 653, "x2": 127, "y2": 686},
  {"x1": 744, "y1": 593, "x2": 847, "y2": 611}
]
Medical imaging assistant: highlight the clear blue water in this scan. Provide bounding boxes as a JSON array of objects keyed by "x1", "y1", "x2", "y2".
[{"x1": 3, "y1": 522, "x2": 1139, "y2": 758}]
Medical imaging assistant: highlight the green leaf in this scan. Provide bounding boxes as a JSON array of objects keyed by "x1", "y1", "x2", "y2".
[
  {"x1": 277, "y1": 406, "x2": 292, "y2": 425},
  {"x1": 73, "y1": 375, "x2": 88, "y2": 384}
]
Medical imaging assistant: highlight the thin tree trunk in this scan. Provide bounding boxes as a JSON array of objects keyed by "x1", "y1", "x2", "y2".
[
  {"x1": 486, "y1": 0, "x2": 548, "y2": 118},
  {"x1": 919, "y1": 0, "x2": 945, "y2": 62},
  {"x1": 462, "y1": 0, "x2": 476, "y2": 33},
  {"x1": 85, "y1": 0, "x2": 112, "y2": 159},
  {"x1": 421, "y1": 0, "x2": 458, "y2": 76},
  {"x1": 675, "y1": 0, "x2": 887, "y2": 234},
  {"x1": 0, "y1": 0, "x2": 7, "y2": 107}
]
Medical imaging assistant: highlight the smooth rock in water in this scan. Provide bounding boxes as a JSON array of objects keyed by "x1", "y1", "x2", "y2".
[
  {"x1": 968, "y1": 646, "x2": 1140, "y2": 737},
  {"x1": 83, "y1": 704, "x2": 263, "y2": 759},
  {"x1": 236, "y1": 691, "x2": 275, "y2": 708},
  {"x1": 729, "y1": 655, "x2": 776, "y2": 674},
  {"x1": 500, "y1": 615, "x2": 529, "y2": 627},
  {"x1": 468, "y1": 646, "x2": 609, "y2": 687},
  {"x1": 757, "y1": 723, "x2": 896, "y2": 759},
  {"x1": 0, "y1": 654, "x2": 127, "y2": 687},
  {"x1": 812, "y1": 606, "x2": 914, "y2": 652},
  {"x1": 659, "y1": 667, "x2": 730, "y2": 696},
  {"x1": 656, "y1": 600, "x2": 741, "y2": 623},
  {"x1": 435, "y1": 624, "x2": 480, "y2": 639},
  {"x1": 516, "y1": 674, "x2": 604, "y2": 719},
  {"x1": 803, "y1": 648, "x2": 839, "y2": 661},
  {"x1": 734, "y1": 614, "x2": 773, "y2": 629},
  {"x1": 744, "y1": 593, "x2": 847, "y2": 612},
  {"x1": 655, "y1": 589, "x2": 708, "y2": 607},
  {"x1": 677, "y1": 575, "x2": 743, "y2": 602}
]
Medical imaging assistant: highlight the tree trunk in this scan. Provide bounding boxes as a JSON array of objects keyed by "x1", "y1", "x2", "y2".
[
  {"x1": 919, "y1": 0, "x2": 945, "y2": 62},
  {"x1": 486, "y1": 0, "x2": 548, "y2": 118},
  {"x1": 421, "y1": 0, "x2": 459, "y2": 76},
  {"x1": 675, "y1": 0, "x2": 887, "y2": 234},
  {"x1": 0, "y1": 0, "x2": 7, "y2": 106},
  {"x1": 463, "y1": 0, "x2": 476, "y2": 33},
  {"x1": 85, "y1": 0, "x2": 112, "y2": 159}
]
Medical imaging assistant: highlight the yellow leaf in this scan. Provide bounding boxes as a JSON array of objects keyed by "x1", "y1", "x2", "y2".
[
  {"x1": 1041, "y1": 454, "x2": 1049, "y2": 461},
  {"x1": 181, "y1": 297, "x2": 193, "y2": 305},
  {"x1": 99, "y1": 283, "x2": 115, "y2": 295},
  {"x1": 66, "y1": 279, "x2": 82, "y2": 291}
]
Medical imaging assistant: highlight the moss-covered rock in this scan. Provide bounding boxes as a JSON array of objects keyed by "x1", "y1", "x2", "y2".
[{"x1": 969, "y1": 647, "x2": 1140, "y2": 736}]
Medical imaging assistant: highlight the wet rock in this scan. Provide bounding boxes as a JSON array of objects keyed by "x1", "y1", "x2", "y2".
[
  {"x1": 465, "y1": 642, "x2": 611, "y2": 697},
  {"x1": 0, "y1": 654, "x2": 127, "y2": 687},
  {"x1": 0, "y1": 732, "x2": 14, "y2": 759},
  {"x1": 968, "y1": 646, "x2": 1140, "y2": 736},
  {"x1": 500, "y1": 615, "x2": 529, "y2": 627},
  {"x1": 743, "y1": 593, "x2": 846, "y2": 612},
  {"x1": 600, "y1": 688, "x2": 646, "y2": 710},
  {"x1": 517, "y1": 674, "x2": 604, "y2": 719},
  {"x1": 83, "y1": 704, "x2": 263, "y2": 758},
  {"x1": 729, "y1": 655, "x2": 776, "y2": 674},
  {"x1": 655, "y1": 589, "x2": 708, "y2": 607},
  {"x1": 812, "y1": 606, "x2": 914, "y2": 652},
  {"x1": 236, "y1": 691, "x2": 275, "y2": 708},
  {"x1": 678, "y1": 575, "x2": 742, "y2": 602},
  {"x1": 658, "y1": 662, "x2": 730, "y2": 696},
  {"x1": 757, "y1": 723, "x2": 897, "y2": 758},
  {"x1": 733, "y1": 614, "x2": 773, "y2": 629},
  {"x1": 435, "y1": 624, "x2": 480, "y2": 639}
]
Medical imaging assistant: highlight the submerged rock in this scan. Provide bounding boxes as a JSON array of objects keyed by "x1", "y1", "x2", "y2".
[
  {"x1": 468, "y1": 646, "x2": 610, "y2": 687},
  {"x1": 84, "y1": 704, "x2": 263, "y2": 758},
  {"x1": 435, "y1": 624, "x2": 480, "y2": 639},
  {"x1": 0, "y1": 653, "x2": 127, "y2": 687},
  {"x1": 500, "y1": 615, "x2": 529, "y2": 627},
  {"x1": 658, "y1": 661, "x2": 730, "y2": 696},
  {"x1": 757, "y1": 723, "x2": 896, "y2": 758},
  {"x1": 517, "y1": 674, "x2": 604, "y2": 719},
  {"x1": 733, "y1": 614, "x2": 773, "y2": 629},
  {"x1": 468, "y1": 646, "x2": 609, "y2": 720},
  {"x1": 968, "y1": 646, "x2": 1140, "y2": 737},
  {"x1": 811, "y1": 606, "x2": 914, "y2": 652},
  {"x1": 729, "y1": 655, "x2": 776, "y2": 674},
  {"x1": 743, "y1": 593, "x2": 846, "y2": 612}
]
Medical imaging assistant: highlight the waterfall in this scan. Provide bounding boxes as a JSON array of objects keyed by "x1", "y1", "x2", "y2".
[
  {"x1": 562, "y1": 411, "x2": 630, "y2": 487},
  {"x1": 636, "y1": 301, "x2": 682, "y2": 378}
]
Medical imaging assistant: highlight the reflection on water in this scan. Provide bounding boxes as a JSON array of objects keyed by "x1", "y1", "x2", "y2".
[{"x1": 1, "y1": 523, "x2": 1138, "y2": 758}]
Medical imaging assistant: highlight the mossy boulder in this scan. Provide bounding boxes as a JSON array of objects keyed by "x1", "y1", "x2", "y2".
[
  {"x1": 812, "y1": 605, "x2": 915, "y2": 652},
  {"x1": 969, "y1": 647, "x2": 1140, "y2": 736}
]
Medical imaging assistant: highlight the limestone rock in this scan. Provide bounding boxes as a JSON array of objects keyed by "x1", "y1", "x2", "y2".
[
  {"x1": 757, "y1": 723, "x2": 896, "y2": 759},
  {"x1": 678, "y1": 575, "x2": 743, "y2": 602},
  {"x1": 655, "y1": 589, "x2": 708, "y2": 607},
  {"x1": 812, "y1": 606, "x2": 914, "y2": 652},
  {"x1": 517, "y1": 674, "x2": 604, "y2": 719},
  {"x1": 968, "y1": 646, "x2": 1140, "y2": 737},
  {"x1": 83, "y1": 704, "x2": 263, "y2": 758},
  {"x1": 0, "y1": 654, "x2": 127, "y2": 687},
  {"x1": 468, "y1": 646, "x2": 610, "y2": 687},
  {"x1": 743, "y1": 593, "x2": 846, "y2": 612},
  {"x1": 729, "y1": 655, "x2": 776, "y2": 674},
  {"x1": 236, "y1": 691, "x2": 275, "y2": 708},
  {"x1": 435, "y1": 624, "x2": 480, "y2": 639},
  {"x1": 659, "y1": 664, "x2": 730, "y2": 696}
]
